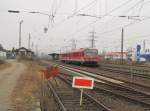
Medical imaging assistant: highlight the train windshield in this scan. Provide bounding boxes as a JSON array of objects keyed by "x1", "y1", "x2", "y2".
[{"x1": 85, "y1": 49, "x2": 98, "y2": 57}]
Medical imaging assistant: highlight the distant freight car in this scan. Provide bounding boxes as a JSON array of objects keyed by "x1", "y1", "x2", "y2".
[{"x1": 61, "y1": 48, "x2": 100, "y2": 65}]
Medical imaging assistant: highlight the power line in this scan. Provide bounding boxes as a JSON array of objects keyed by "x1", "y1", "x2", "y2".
[
  {"x1": 68, "y1": 0, "x2": 97, "y2": 18},
  {"x1": 71, "y1": 38, "x2": 76, "y2": 50},
  {"x1": 105, "y1": 0, "x2": 134, "y2": 15},
  {"x1": 96, "y1": 15, "x2": 150, "y2": 36},
  {"x1": 47, "y1": 0, "x2": 98, "y2": 30},
  {"x1": 138, "y1": 0, "x2": 145, "y2": 16},
  {"x1": 122, "y1": 0, "x2": 144, "y2": 15},
  {"x1": 28, "y1": 33, "x2": 31, "y2": 50},
  {"x1": 67, "y1": 0, "x2": 134, "y2": 38}
]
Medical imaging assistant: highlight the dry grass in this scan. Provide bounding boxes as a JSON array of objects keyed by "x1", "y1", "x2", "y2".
[{"x1": 11, "y1": 61, "x2": 43, "y2": 111}]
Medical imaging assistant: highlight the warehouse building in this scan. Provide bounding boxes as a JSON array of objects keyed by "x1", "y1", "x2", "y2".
[{"x1": 15, "y1": 47, "x2": 34, "y2": 60}]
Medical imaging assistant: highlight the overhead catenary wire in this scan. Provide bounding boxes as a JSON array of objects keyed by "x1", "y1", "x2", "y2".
[
  {"x1": 121, "y1": 0, "x2": 145, "y2": 15},
  {"x1": 47, "y1": 0, "x2": 98, "y2": 30},
  {"x1": 49, "y1": 0, "x2": 144, "y2": 31},
  {"x1": 69, "y1": 0, "x2": 150, "y2": 39},
  {"x1": 67, "y1": 0, "x2": 98, "y2": 18},
  {"x1": 47, "y1": 0, "x2": 62, "y2": 28},
  {"x1": 138, "y1": 0, "x2": 145, "y2": 16},
  {"x1": 92, "y1": 0, "x2": 150, "y2": 36},
  {"x1": 46, "y1": 0, "x2": 150, "y2": 51},
  {"x1": 66, "y1": 0, "x2": 134, "y2": 38},
  {"x1": 96, "y1": 15, "x2": 150, "y2": 36}
]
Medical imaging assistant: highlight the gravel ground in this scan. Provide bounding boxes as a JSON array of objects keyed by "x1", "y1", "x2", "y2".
[{"x1": 0, "y1": 60, "x2": 26, "y2": 111}]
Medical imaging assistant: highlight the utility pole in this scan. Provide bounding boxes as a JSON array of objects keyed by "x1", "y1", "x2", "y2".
[
  {"x1": 89, "y1": 29, "x2": 97, "y2": 48},
  {"x1": 74, "y1": 0, "x2": 78, "y2": 12},
  {"x1": 35, "y1": 45, "x2": 38, "y2": 56},
  {"x1": 143, "y1": 40, "x2": 145, "y2": 51},
  {"x1": 71, "y1": 39, "x2": 76, "y2": 50},
  {"x1": 64, "y1": 46, "x2": 70, "y2": 52},
  {"x1": 121, "y1": 28, "x2": 124, "y2": 64},
  {"x1": 28, "y1": 33, "x2": 31, "y2": 50},
  {"x1": 31, "y1": 42, "x2": 34, "y2": 51},
  {"x1": 19, "y1": 20, "x2": 23, "y2": 48}
]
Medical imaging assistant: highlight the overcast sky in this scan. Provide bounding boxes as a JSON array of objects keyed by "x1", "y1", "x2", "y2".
[{"x1": 0, "y1": 0, "x2": 150, "y2": 55}]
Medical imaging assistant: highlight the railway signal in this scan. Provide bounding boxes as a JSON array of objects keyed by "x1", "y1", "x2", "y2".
[{"x1": 72, "y1": 76, "x2": 94, "y2": 106}]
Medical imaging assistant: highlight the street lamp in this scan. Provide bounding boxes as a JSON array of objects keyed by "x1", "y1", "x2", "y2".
[
  {"x1": 8, "y1": 10, "x2": 55, "y2": 33},
  {"x1": 8, "y1": 10, "x2": 54, "y2": 18},
  {"x1": 19, "y1": 20, "x2": 23, "y2": 48}
]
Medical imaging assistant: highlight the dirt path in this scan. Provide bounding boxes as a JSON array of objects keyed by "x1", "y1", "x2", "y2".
[{"x1": 0, "y1": 60, "x2": 26, "y2": 111}]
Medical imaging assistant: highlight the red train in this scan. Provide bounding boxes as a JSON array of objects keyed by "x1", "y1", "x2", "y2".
[{"x1": 61, "y1": 48, "x2": 100, "y2": 65}]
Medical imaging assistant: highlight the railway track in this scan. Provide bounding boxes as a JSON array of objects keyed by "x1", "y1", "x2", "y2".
[
  {"x1": 58, "y1": 65, "x2": 150, "y2": 106},
  {"x1": 40, "y1": 61, "x2": 150, "y2": 110},
  {"x1": 46, "y1": 77, "x2": 111, "y2": 111},
  {"x1": 99, "y1": 62, "x2": 150, "y2": 71},
  {"x1": 52, "y1": 61, "x2": 150, "y2": 92},
  {"x1": 59, "y1": 73, "x2": 150, "y2": 110},
  {"x1": 51, "y1": 61, "x2": 150, "y2": 80},
  {"x1": 99, "y1": 63, "x2": 150, "y2": 77},
  {"x1": 41, "y1": 61, "x2": 150, "y2": 94},
  {"x1": 60, "y1": 64, "x2": 150, "y2": 93},
  {"x1": 99, "y1": 65, "x2": 150, "y2": 79}
]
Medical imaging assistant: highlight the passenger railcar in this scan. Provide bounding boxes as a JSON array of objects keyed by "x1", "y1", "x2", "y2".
[{"x1": 61, "y1": 48, "x2": 100, "y2": 65}]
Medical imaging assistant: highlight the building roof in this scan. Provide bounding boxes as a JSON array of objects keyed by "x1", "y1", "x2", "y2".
[
  {"x1": 48, "y1": 53, "x2": 60, "y2": 55},
  {"x1": 15, "y1": 47, "x2": 34, "y2": 54}
]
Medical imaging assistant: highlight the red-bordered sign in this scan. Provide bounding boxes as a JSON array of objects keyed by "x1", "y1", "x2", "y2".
[{"x1": 72, "y1": 77, "x2": 94, "y2": 89}]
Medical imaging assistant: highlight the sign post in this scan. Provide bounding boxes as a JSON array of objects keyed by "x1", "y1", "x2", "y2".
[
  {"x1": 80, "y1": 88, "x2": 83, "y2": 106},
  {"x1": 72, "y1": 77, "x2": 94, "y2": 106}
]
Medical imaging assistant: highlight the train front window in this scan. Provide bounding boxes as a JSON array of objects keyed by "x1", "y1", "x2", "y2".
[{"x1": 84, "y1": 49, "x2": 98, "y2": 57}]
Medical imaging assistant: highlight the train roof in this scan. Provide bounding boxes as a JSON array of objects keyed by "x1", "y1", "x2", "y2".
[{"x1": 61, "y1": 48, "x2": 97, "y2": 54}]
